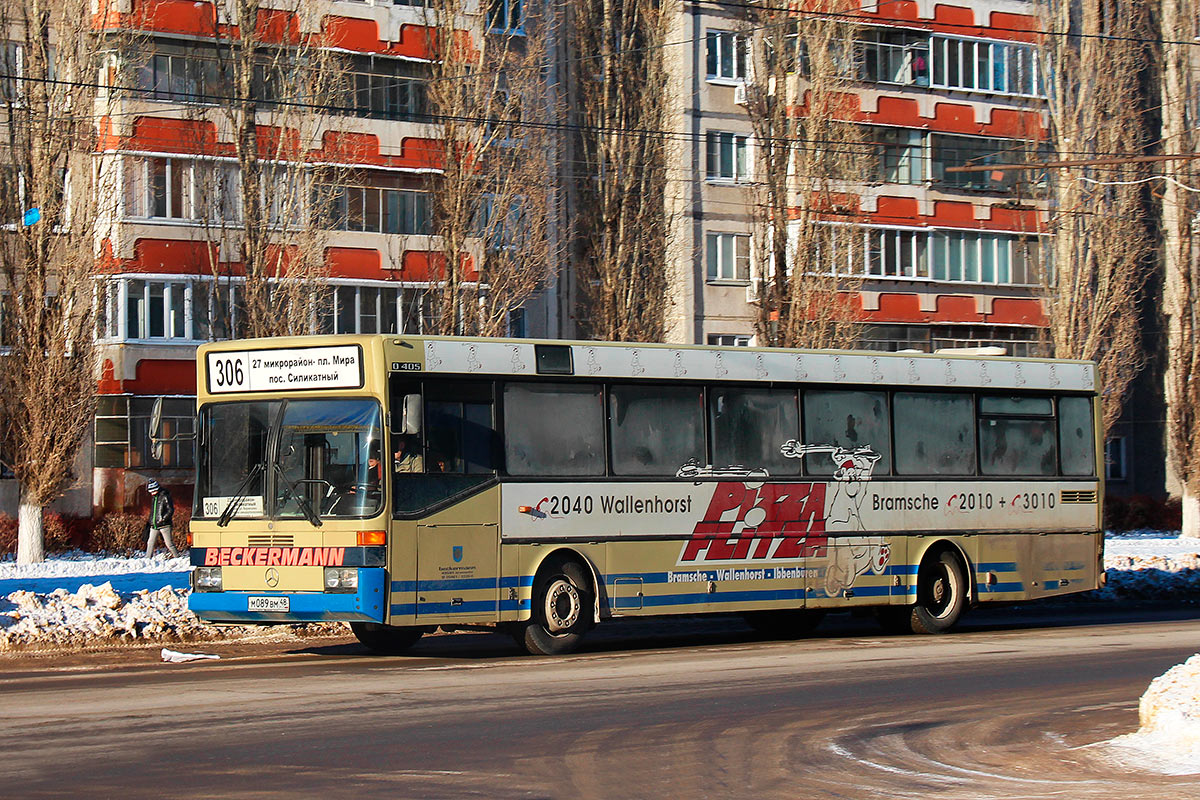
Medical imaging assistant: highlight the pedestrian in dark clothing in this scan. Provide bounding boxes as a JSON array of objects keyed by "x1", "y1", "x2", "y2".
[{"x1": 146, "y1": 480, "x2": 178, "y2": 558}]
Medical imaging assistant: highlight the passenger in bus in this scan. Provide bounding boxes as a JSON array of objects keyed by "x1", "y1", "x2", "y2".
[
  {"x1": 394, "y1": 435, "x2": 424, "y2": 473},
  {"x1": 366, "y1": 446, "x2": 383, "y2": 491}
]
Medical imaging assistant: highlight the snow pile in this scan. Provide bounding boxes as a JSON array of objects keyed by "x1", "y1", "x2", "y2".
[
  {"x1": 1098, "y1": 534, "x2": 1200, "y2": 605},
  {"x1": 0, "y1": 551, "x2": 188, "y2": 579},
  {"x1": 1106, "y1": 653, "x2": 1200, "y2": 775},
  {"x1": 0, "y1": 582, "x2": 218, "y2": 650}
]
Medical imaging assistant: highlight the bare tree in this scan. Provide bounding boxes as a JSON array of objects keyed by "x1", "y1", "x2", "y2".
[
  {"x1": 1036, "y1": 0, "x2": 1154, "y2": 436},
  {"x1": 422, "y1": 0, "x2": 561, "y2": 337},
  {"x1": 1161, "y1": 0, "x2": 1200, "y2": 535},
  {"x1": 743, "y1": 5, "x2": 868, "y2": 350},
  {"x1": 0, "y1": 1, "x2": 122, "y2": 563},
  {"x1": 571, "y1": 0, "x2": 673, "y2": 343},
  {"x1": 168, "y1": 0, "x2": 341, "y2": 339}
]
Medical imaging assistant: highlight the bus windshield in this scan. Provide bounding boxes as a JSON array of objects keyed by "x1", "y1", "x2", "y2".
[{"x1": 196, "y1": 398, "x2": 384, "y2": 520}]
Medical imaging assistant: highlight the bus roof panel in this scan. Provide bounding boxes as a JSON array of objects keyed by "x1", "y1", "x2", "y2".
[{"x1": 417, "y1": 339, "x2": 1095, "y2": 393}]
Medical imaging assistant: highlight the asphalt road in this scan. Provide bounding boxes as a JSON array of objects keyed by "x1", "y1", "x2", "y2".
[{"x1": 2, "y1": 606, "x2": 1199, "y2": 799}]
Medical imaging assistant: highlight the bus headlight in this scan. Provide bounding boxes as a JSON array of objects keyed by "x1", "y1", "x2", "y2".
[
  {"x1": 194, "y1": 567, "x2": 223, "y2": 592},
  {"x1": 324, "y1": 567, "x2": 358, "y2": 593}
]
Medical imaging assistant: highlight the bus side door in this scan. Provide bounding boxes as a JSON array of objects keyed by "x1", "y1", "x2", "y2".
[{"x1": 415, "y1": 523, "x2": 500, "y2": 620}]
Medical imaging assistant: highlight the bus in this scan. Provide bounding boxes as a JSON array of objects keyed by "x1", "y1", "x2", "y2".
[{"x1": 184, "y1": 335, "x2": 1103, "y2": 655}]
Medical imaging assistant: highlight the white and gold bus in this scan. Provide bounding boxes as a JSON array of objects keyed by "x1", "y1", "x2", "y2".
[{"x1": 186, "y1": 335, "x2": 1103, "y2": 655}]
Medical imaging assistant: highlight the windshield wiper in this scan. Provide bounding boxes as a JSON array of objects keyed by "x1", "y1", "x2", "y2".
[
  {"x1": 217, "y1": 462, "x2": 266, "y2": 528},
  {"x1": 272, "y1": 462, "x2": 323, "y2": 528}
]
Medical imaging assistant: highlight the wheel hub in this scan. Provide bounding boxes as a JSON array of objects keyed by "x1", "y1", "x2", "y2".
[{"x1": 545, "y1": 579, "x2": 581, "y2": 633}]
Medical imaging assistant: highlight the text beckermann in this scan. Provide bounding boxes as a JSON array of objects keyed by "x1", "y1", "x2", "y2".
[{"x1": 201, "y1": 547, "x2": 347, "y2": 567}]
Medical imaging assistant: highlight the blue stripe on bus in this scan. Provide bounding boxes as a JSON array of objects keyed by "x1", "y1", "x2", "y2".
[
  {"x1": 978, "y1": 562, "x2": 1019, "y2": 572},
  {"x1": 390, "y1": 575, "x2": 534, "y2": 593},
  {"x1": 389, "y1": 598, "x2": 530, "y2": 616},
  {"x1": 980, "y1": 582, "x2": 1025, "y2": 592}
]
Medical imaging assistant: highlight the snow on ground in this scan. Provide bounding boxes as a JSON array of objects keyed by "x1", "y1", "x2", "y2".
[
  {"x1": 1, "y1": 532, "x2": 1198, "y2": 653},
  {"x1": 1102, "y1": 653, "x2": 1200, "y2": 775}
]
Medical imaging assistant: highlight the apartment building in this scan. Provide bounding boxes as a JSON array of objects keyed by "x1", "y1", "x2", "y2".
[
  {"x1": 666, "y1": 0, "x2": 1048, "y2": 356},
  {"x1": 84, "y1": 0, "x2": 561, "y2": 512}
]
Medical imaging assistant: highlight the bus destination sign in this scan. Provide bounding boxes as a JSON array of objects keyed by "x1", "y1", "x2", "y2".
[{"x1": 206, "y1": 345, "x2": 364, "y2": 393}]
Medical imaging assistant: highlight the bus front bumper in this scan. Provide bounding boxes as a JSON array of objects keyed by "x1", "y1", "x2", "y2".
[{"x1": 188, "y1": 568, "x2": 387, "y2": 624}]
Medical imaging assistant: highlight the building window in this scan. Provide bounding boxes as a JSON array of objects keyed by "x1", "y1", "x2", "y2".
[
  {"x1": 857, "y1": 28, "x2": 929, "y2": 86},
  {"x1": 325, "y1": 284, "x2": 429, "y2": 335},
  {"x1": 706, "y1": 233, "x2": 750, "y2": 282},
  {"x1": 95, "y1": 395, "x2": 195, "y2": 470},
  {"x1": 706, "y1": 30, "x2": 747, "y2": 81},
  {"x1": 931, "y1": 134, "x2": 1046, "y2": 193},
  {"x1": 135, "y1": 46, "x2": 223, "y2": 103},
  {"x1": 344, "y1": 58, "x2": 429, "y2": 121},
  {"x1": 322, "y1": 180, "x2": 431, "y2": 235},
  {"x1": 488, "y1": 0, "x2": 523, "y2": 33},
  {"x1": 705, "y1": 131, "x2": 749, "y2": 181},
  {"x1": 868, "y1": 229, "x2": 928, "y2": 279},
  {"x1": 829, "y1": 227, "x2": 1042, "y2": 287},
  {"x1": 931, "y1": 35, "x2": 1043, "y2": 97},
  {"x1": 708, "y1": 334, "x2": 751, "y2": 347},
  {"x1": 1105, "y1": 436, "x2": 1127, "y2": 481},
  {"x1": 97, "y1": 277, "x2": 249, "y2": 342},
  {"x1": 0, "y1": 293, "x2": 14, "y2": 347},
  {"x1": 507, "y1": 307, "x2": 526, "y2": 338},
  {"x1": 868, "y1": 127, "x2": 923, "y2": 184},
  {"x1": 0, "y1": 42, "x2": 22, "y2": 103},
  {"x1": 929, "y1": 231, "x2": 1040, "y2": 285},
  {"x1": 124, "y1": 157, "x2": 190, "y2": 220}
]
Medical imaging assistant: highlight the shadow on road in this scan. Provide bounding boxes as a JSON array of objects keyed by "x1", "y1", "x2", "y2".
[{"x1": 290, "y1": 601, "x2": 1200, "y2": 662}]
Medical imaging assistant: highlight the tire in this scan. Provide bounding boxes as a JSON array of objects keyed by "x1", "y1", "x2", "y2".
[
  {"x1": 350, "y1": 621, "x2": 425, "y2": 654},
  {"x1": 879, "y1": 549, "x2": 968, "y2": 635},
  {"x1": 514, "y1": 557, "x2": 593, "y2": 656},
  {"x1": 742, "y1": 609, "x2": 825, "y2": 639}
]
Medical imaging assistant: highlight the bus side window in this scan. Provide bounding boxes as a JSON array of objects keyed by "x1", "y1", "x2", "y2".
[
  {"x1": 504, "y1": 383, "x2": 605, "y2": 476},
  {"x1": 802, "y1": 390, "x2": 892, "y2": 476},
  {"x1": 978, "y1": 396, "x2": 1056, "y2": 476},
  {"x1": 892, "y1": 392, "x2": 976, "y2": 476},
  {"x1": 610, "y1": 384, "x2": 704, "y2": 476},
  {"x1": 425, "y1": 381, "x2": 498, "y2": 474},
  {"x1": 1058, "y1": 396, "x2": 1095, "y2": 476},
  {"x1": 709, "y1": 388, "x2": 800, "y2": 475}
]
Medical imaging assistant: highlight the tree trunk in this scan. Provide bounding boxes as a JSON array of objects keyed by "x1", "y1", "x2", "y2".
[
  {"x1": 1182, "y1": 487, "x2": 1200, "y2": 539},
  {"x1": 17, "y1": 500, "x2": 44, "y2": 565}
]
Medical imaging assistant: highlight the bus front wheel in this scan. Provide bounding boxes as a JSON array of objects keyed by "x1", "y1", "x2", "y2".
[
  {"x1": 350, "y1": 621, "x2": 425, "y2": 654},
  {"x1": 881, "y1": 549, "x2": 967, "y2": 635},
  {"x1": 514, "y1": 557, "x2": 593, "y2": 656}
]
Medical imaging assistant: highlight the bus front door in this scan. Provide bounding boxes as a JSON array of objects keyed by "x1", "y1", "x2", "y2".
[{"x1": 415, "y1": 523, "x2": 501, "y2": 621}]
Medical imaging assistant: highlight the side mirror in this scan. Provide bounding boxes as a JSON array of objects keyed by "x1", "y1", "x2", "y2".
[{"x1": 401, "y1": 394, "x2": 422, "y2": 435}]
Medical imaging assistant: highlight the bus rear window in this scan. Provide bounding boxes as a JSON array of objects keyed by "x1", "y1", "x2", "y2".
[{"x1": 1058, "y1": 396, "x2": 1096, "y2": 476}]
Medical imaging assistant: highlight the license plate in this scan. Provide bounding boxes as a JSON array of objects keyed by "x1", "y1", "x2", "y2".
[{"x1": 248, "y1": 596, "x2": 289, "y2": 613}]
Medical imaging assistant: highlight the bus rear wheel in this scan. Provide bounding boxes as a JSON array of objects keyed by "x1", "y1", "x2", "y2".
[
  {"x1": 514, "y1": 557, "x2": 593, "y2": 656},
  {"x1": 742, "y1": 609, "x2": 825, "y2": 639},
  {"x1": 880, "y1": 549, "x2": 967, "y2": 635},
  {"x1": 350, "y1": 622, "x2": 425, "y2": 654}
]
